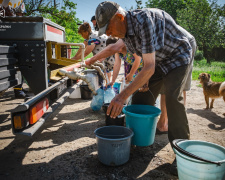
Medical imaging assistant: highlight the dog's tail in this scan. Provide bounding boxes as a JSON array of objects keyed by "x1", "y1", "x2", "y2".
[{"x1": 219, "y1": 81, "x2": 225, "y2": 96}]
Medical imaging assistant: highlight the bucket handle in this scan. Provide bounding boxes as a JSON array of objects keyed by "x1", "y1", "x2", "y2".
[
  {"x1": 117, "y1": 114, "x2": 125, "y2": 118},
  {"x1": 105, "y1": 114, "x2": 125, "y2": 118},
  {"x1": 128, "y1": 89, "x2": 156, "y2": 105},
  {"x1": 172, "y1": 139, "x2": 222, "y2": 166}
]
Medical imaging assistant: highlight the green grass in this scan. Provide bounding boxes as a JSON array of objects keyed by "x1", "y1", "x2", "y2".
[
  {"x1": 192, "y1": 59, "x2": 225, "y2": 82},
  {"x1": 70, "y1": 47, "x2": 93, "y2": 60}
]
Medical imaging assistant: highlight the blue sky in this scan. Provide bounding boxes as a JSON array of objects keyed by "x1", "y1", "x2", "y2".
[
  {"x1": 71, "y1": 0, "x2": 225, "y2": 29},
  {"x1": 72, "y1": 0, "x2": 148, "y2": 27}
]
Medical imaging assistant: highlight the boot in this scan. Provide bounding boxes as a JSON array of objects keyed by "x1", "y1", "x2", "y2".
[{"x1": 14, "y1": 90, "x2": 29, "y2": 99}]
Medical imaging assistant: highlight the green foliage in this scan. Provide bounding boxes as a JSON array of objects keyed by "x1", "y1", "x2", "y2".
[
  {"x1": 176, "y1": 0, "x2": 225, "y2": 62},
  {"x1": 24, "y1": 0, "x2": 83, "y2": 43},
  {"x1": 145, "y1": 0, "x2": 194, "y2": 21},
  {"x1": 130, "y1": 0, "x2": 143, "y2": 10},
  {"x1": 194, "y1": 50, "x2": 204, "y2": 61},
  {"x1": 136, "y1": 0, "x2": 143, "y2": 9},
  {"x1": 192, "y1": 59, "x2": 225, "y2": 82}
]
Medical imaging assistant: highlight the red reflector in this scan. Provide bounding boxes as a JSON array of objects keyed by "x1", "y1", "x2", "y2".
[
  {"x1": 29, "y1": 98, "x2": 49, "y2": 124},
  {"x1": 47, "y1": 25, "x2": 63, "y2": 35}
]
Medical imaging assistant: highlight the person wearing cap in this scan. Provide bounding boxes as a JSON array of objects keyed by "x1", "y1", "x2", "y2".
[
  {"x1": 157, "y1": 25, "x2": 196, "y2": 135},
  {"x1": 91, "y1": 16, "x2": 99, "y2": 31},
  {"x1": 85, "y1": 1, "x2": 196, "y2": 175}
]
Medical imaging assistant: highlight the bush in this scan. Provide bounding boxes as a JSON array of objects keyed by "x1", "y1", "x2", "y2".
[{"x1": 194, "y1": 50, "x2": 204, "y2": 60}]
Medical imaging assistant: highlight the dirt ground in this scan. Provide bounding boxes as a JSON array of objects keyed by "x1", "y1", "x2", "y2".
[{"x1": 0, "y1": 79, "x2": 225, "y2": 180}]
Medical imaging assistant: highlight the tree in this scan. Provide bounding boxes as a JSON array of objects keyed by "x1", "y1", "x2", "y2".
[
  {"x1": 129, "y1": 0, "x2": 143, "y2": 10},
  {"x1": 145, "y1": 0, "x2": 225, "y2": 62},
  {"x1": 24, "y1": 0, "x2": 83, "y2": 43},
  {"x1": 145, "y1": 0, "x2": 195, "y2": 21},
  {"x1": 136, "y1": 0, "x2": 143, "y2": 9},
  {"x1": 176, "y1": 0, "x2": 225, "y2": 62}
]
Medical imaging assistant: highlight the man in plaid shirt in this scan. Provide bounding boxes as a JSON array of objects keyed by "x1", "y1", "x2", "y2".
[{"x1": 85, "y1": 1, "x2": 196, "y2": 174}]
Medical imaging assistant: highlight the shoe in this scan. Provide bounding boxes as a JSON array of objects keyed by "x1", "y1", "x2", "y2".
[
  {"x1": 156, "y1": 128, "x2": 168, "y2": 135},
  {"x1": 14, "y1": 91, "x2": 29, "y2": 99},
  {"x1": 170, "y1": 159, "x2": 178, "y2": 176}
]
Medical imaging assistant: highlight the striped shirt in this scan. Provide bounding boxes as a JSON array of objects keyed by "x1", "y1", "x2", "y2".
[{"x1": 122, "y1": 8, "x2": 193, "y2": 74}]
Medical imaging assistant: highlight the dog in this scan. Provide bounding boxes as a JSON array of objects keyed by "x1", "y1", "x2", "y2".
[{"x1": 198, "y1": 73, "x2": 225, "y2": 115}]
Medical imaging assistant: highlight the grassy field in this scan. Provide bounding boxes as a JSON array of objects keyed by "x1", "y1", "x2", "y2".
[{"x1": 192, "y1": 59, "x2": 225, "y2": 82}]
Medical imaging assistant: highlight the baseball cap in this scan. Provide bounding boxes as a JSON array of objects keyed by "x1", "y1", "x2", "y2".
[{"x1": 95, "y1": 1, "x2": 119, "y2": 36}]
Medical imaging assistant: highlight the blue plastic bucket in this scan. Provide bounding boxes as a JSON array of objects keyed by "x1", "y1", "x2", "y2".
[
  {"x1": 94, "y1": 126, "x2": 134, "y2": 166},
  {"x1": 122, "y1": 105, "x2": 161, "y2": 146},
  {"x1": 173, "y1": 140, "x2": 225, "y2": 180}
]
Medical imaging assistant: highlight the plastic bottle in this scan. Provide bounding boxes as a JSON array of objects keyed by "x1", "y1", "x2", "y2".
[
  {"x1": 90, "y1": 86, "x2": 104, "y2": 111},
  {"x1": 104, "y1": 85, "x2": 115, "y2": 103}
]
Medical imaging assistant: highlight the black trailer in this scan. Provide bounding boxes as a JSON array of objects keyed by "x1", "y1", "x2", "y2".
[{"x1": 0, "y1": 16, "x2": 85, "y2": 136}]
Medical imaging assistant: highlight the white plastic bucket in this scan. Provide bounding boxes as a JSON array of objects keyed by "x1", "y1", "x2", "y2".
[{"x1": 173, "y1": 139, "x2": 225, "y2": 180}]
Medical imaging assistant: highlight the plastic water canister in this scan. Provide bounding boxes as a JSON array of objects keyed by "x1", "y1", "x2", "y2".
[
  {"x1": 104, "y1": 85, "x2": 115, "y2": 103},
  {"x1": 113, "y1": 82, "x2": 121, "y2": 94},
  {"x1": 90, "y1": 87, "x2": 104, "y2": 111}
]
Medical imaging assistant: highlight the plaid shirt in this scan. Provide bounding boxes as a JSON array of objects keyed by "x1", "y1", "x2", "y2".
[{"x1": 122, "y1": 8, "x2": 193, "y2": 74}]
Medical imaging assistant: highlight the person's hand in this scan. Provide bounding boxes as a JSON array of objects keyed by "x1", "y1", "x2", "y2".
[
  {"x1": 85, "y1": 58, "x2": 92, "y2": 66},
  {"x1": 139, "y1": 81, "x2": 149, "y2": 92},
  {"x1": 125, "y1": 73, "x2": 133, "y2": 84},
  {"x1": 107, "y1": 94, "x2": 126, "y2": 118},
  {"x1": 109, "y1": 81, "x2": 115, "y2": 87}
]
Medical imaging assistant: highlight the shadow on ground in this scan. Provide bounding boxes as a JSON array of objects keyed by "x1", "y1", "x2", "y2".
[
  {"x1": 187, "y1": 108, "x2": 225, "y2": 130},
  {"x1": 0, "y1": 98, "x2": 175, "y2": 180}
]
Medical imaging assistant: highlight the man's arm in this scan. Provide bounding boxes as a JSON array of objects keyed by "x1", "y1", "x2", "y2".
[
  {"x1": 107, "y1": 52, "x2": 156, "y2": 118},
  {"x1": 110, "y1": 53, "x2": 122, "y2": 85},
  {"x1": 85, "y1": 39, "x2": 125, "y2": 65}
]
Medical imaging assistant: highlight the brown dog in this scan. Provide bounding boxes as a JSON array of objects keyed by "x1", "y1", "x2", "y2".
[{"x1": 198, "y1": 73, "x2": 225, "y2": 115}]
